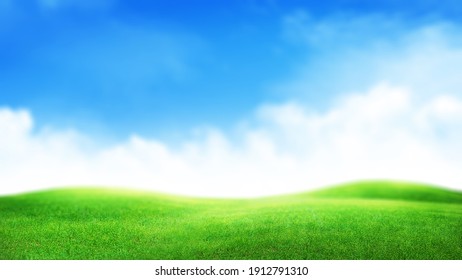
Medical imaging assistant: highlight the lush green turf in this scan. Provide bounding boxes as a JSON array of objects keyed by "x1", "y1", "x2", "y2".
[{"x1": 1, "y1": 181, "x2": 461, "y2": 260}]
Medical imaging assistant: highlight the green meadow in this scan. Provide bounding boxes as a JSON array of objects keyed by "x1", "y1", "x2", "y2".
[{"x1": 0, "y1": 181, "x2": 461, "y2": 260}]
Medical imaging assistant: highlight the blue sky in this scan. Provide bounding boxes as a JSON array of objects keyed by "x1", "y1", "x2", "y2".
[
  {"x1": 2, "y1": 0, "x2": 462, "y2": 196},
  {"x1": 1, "y1": 0, "x2": 460, "y2": 139}
]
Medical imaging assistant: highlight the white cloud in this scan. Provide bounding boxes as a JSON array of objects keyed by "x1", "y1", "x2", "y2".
[
  {"x1": 1, "y1": 83, "x2": 462, "y2": 197},
  {"x1": 2, "y1": 13, "x2": 462, "y2": 197},
  {"x1": 278, "y1": 13, "x2": 462, "y2": 105}
]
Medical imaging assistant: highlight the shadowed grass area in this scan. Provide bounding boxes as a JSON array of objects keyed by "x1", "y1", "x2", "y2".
[{"x1": 0, "y1": 181, "x2": 461, "y2": 259}]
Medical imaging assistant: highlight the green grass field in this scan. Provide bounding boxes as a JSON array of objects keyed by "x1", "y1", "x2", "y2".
[{"x1": 1, "y1": 181, "x2": 461, "y2": 260}]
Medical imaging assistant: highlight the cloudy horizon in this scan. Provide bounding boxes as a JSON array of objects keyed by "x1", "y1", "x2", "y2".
[{"x1": 1, "y1": 1, "x2": 462, "y2": 197}]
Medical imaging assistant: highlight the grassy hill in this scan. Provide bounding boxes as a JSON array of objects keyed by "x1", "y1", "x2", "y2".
[
  {"x1": 0, "y1": 181, "x2": 461, "y2": 260},
  {"x1": 305, "y1": 181, "x2": 462, "y2": 204}
]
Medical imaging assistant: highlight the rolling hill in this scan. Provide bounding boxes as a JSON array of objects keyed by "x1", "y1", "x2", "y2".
[{"x1": 0, "y1": 181, "x2": 461, "y2": 259}]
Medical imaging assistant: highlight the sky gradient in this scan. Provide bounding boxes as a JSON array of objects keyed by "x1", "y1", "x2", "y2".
[{"x1": 1, "y1": 0, "x2": 462, "y2": 196}]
